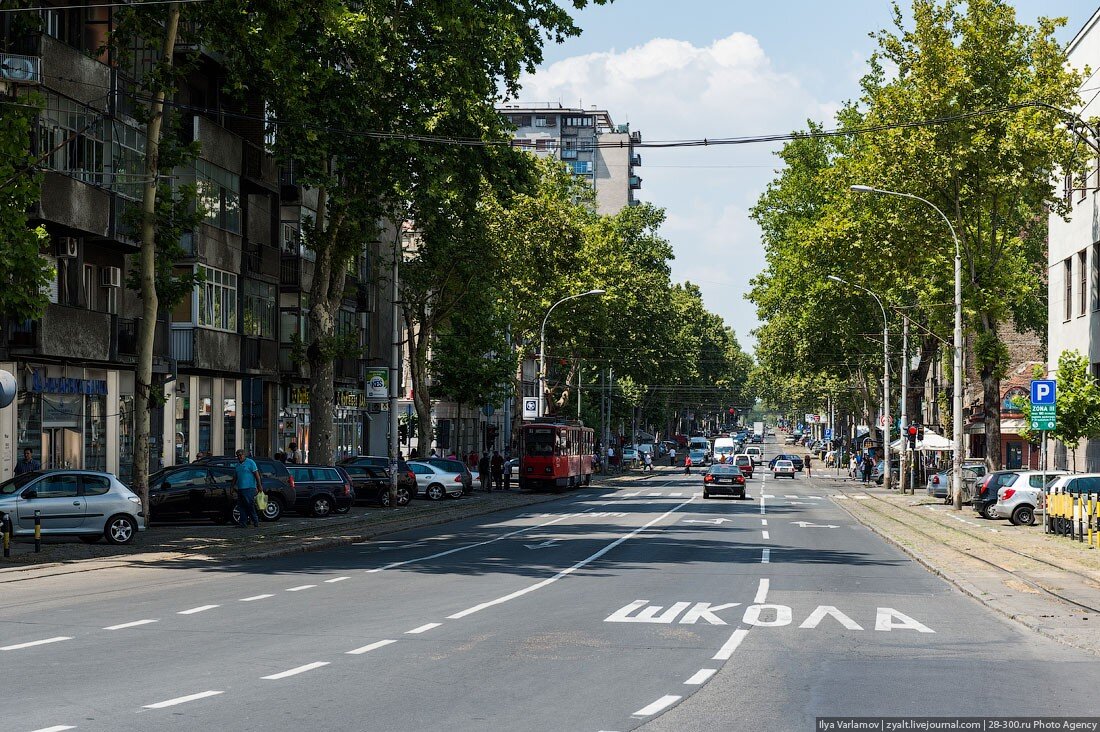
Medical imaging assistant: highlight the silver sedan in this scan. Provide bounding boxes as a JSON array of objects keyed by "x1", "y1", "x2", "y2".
[{"x1": 407, "y1": 461, "x2": 467, "y2": 500}]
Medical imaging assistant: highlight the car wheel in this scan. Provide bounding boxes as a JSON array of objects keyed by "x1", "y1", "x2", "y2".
[
  {"x1": 395, "y1": 486, "x2": 412, "y2": 506},
  {"x1": 262, "y1": 496, "x2": 284, "y2": 522},
  {"x1": 426, "y1": 483, "x2": 445, "y2": 501},
  {"x1": 79, "y1": 535, "x2": 102, "y2": 544},
  {"x1": 311, "y1": 494, "x2": 334, "y2": 517},
  {"x1": 1010, "y1": 505, "x2": 1035, "y2": 526},
  {"x1": 980, "y1": 502, "x2": 998, "y2": 520},
  {"x1": 104, "y1": 514, "x2": 138, "y2": 545},
  {"x1": 379, "y1": 489, "x2": 392, "y2": 507}
]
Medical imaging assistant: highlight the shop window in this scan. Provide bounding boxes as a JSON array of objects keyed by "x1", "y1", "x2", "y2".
[
  {"x1": 198, "y1": 379, "x2": 213, "y2": 455},
  {"x1": 16, "y1": 392, "x2": 42, "y2": 463},
  {"x1": 119, "y1": 393, "x2": 134, "y2": 485},
  {"x1": 223, "y1": 381, "x2": 236, "y2": 456},
  {"x1": 84, "y1": 393, "x2": 106, "y2": 472},
  {"x1": 175, "y1": 389, "x2": 190, "y2": 464}
]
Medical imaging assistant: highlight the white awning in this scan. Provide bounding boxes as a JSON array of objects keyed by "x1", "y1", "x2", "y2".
[{"x1": 889, "y1": 431, "x2": 955, "y2": 452}]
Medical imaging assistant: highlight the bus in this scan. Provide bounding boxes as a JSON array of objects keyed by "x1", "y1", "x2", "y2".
[{"x1": 517, "y1": 419, "x2": 595, "y2": 491}]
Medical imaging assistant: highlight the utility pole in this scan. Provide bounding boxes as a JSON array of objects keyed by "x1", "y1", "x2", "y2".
[
  {"x1": 899, "y1": 316, "x2": 909, "y2": 494},
  {"x1": 387, "y1": 230, "x2": 401, "y2": 508}
]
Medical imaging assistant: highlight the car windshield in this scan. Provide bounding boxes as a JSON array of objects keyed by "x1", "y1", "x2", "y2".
[
  {"x1": 708, "y1": 465, "x2": 738, "y2": 474},
  {"x1": 0, "y1": 473, "x2": 37, "y2": 495}
]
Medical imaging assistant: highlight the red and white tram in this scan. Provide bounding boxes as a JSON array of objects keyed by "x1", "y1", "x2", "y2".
[{"x1": 516, "y1": 419, "x2": 594, "y2": 491}]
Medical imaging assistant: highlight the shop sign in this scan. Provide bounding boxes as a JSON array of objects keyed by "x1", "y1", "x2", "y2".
[
  {"x1": 31, "y1": 369, "x2": 107, "y2": 396},
  {"x1": 336, "y1": 389, "x2": 365, "y2": 409},
  {"x1": 365, "y1": 368, "x2": 388, "y2": 400},
  {"x1": 288, "y1": 385, "x2": 309, "y2": 406}
]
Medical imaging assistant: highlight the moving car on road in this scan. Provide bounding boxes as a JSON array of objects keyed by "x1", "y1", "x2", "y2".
[
  {"x1": 703, "y1": 464, "x2": 747, "y2": 499},
  {"x1": 745, "y1": 446, "x2": 763, "y2": 465},
  {"x1": 733, "y1": 454, "x2": 754, "y2": 478},
  {"x1": 772, "y1": 459, "x2": 796, "y2": 479},
  {"x1": 687, "y1": 448, "x2": 708, "y2": 467},
  {"x1": 408, "y1": 461, "x2": 466, "y2": 500},
  {"x1": 0, "y1": 470, "x2": 144, "y2": 545},
  {"x1": 768, "y1": 453, "x2": 804, "y2": 471}
]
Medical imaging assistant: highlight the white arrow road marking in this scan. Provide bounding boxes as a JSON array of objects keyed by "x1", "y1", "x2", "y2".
[
  {"x1": 143, "y1": 690, "x2": 223, "y2": 709},
  {"x1": 791, "y1": 521, "x2": 839, "y2": 528},
  {"x1": 262, "y1": 662, "x2": 329, "y2": 680},
  {"x1": 0, "y1": 637, "x2": 72, "y2": 651},
  {"x1": 632, "y1": 695, "x2": 681, "y2": 718},
  {"x1": 683, "y1": 518, "x2": 732, "y2": 525},
  {"x1": 523, "y1": 539, "x2": 558, "y2": 550}
]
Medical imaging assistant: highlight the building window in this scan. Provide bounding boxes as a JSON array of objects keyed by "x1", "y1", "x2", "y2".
[
  {"x1": 223, "y1": 381, "x2": 236, "y2": 456},
  {"x1": 534, "y1": 115, "x2": 557, "y2": 128},
  {"x1": 1065, "y1": 257, "x2": 1073, "y2": 321},
  {"x1": 195, "y1": 159, "x2": 240, "y2": 233},
  {"x1": 243, "y1": 280, "x2": 276, "y2": 338},
  {"x1": 38, "y1": 93, "x2": 103, "y2": 184},
  {"x1": 196, "y1": 264, "x2": 237, "y2": 331},
  {"x1": 563, "y1": 116, "x2": 592, "y2": 127},
  {"x1": 110, "y1": 121, "x2": 146, "y2": 200},
  {"x1": 83, "y1": 264, "x2": 96, "y2": 311},
  {"x1": 1094, "y1": 242, "x2": 1100, "y2": 312},
  {"x1": 1081, "y1": 250, "x2": 1088, "y2": 316}
]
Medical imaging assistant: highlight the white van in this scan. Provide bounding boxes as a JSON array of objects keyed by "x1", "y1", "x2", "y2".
[
  {"x1": 712, "y1": 437, "x2": 736, "y2": 463},
  {"x1": 745, "y1": 446, "x2": 763, "y2": 465}
]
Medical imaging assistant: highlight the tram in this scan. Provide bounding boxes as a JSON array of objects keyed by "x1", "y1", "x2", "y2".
[{"x1": 516, "y1": 419, "x2": 594, "y2": 491}]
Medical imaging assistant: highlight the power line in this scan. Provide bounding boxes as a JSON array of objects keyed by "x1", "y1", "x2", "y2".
[{"x1": 0, "y1": 0, "x2": 211, "y2": 12}]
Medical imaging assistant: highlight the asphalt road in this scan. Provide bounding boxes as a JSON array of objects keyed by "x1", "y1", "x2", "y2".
[{"x1": 2, "y1": 437, "x2": 1099, "y2": 732}]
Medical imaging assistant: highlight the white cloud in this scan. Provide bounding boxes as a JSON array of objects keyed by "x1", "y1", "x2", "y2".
[{"x1": 518, "y1": 33, "x2": 839, "y2": 348}]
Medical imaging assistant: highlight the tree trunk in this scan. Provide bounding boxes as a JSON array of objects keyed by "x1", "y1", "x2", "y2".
[
  {"x1": 133, "y1": 3, "x2": 180, "y2": 520},
  {"x1": 405, "y1": 309, "x2": 433, "y2": 454}
]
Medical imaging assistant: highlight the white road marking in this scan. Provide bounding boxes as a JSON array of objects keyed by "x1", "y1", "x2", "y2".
[
  {"x1": 832, "y1": 495, "x2": 849, "y2": 500},
  {"x1": 669, "y1": 492, "x2": 684, "y2": 497},
  {"x1": 325, "y1": 576, "x2": 351, "y2": 583},
  {"x1": 286, "y1": 585, "x2": 316, "y2": 592},
  {"x1": 785, "y1": 495, "x2": 798, "y2": 498},
  {"x1": 30, "y1": 726, "x2": 76, "y2": 732},
  {"x1": 632, "y1": 695, "x2": 682, "y2": 717},
  {"x1": 346, "y1": 639, "x2": 397, "y2": 655},
  {"x1": 754, "y1": 579, "x2": 770, "y2": 604},
  {"x1": 143, "y1": 690, "x2": 223, "y2": 709},
  {"x1": 683, "y1": 518, "x2": 731, "y2": 525},
  {"x1": 523, "y1": 539, "x2": 558, "y2": 550},
  {"x1": 712, "y1": 628, "x2": 750, "y2": 660},
  {"x1": 0, "y1": 637, "x2": 72, "y2": 651},
  {"x1": 405, "y1": 623, "x2": 441, "y2": 634},
  {"x1": 684, "y1": 669, "x2": 717, "y2": 685},
  {"x1": 854, "y1": 495, "x2": 870, "y2": 500},
  {"x1": 448, "y1": 498, "x2": 694, "y2": 620},
  {"x1": 177, "y1": 605, "x2": 219, "y2": 615},
  {"x1": 761, "y1": 530, "x2": 770, "y2": 540},
  {"x1": 104, "y1": 619, "x2": 157, "y2": 631},
  {"x1": 262, "y1": 661, "x2": 329, "y2": 680},
  {"x1": 761, "y1": 547, "x2": 770, "y2": 563},
  {"x1": 761, "y1": 519, "x2": 767, "y2": 525},
  {"x1": 647, "y1": 492, "x2": 662, "y2": 497},
  {"x1": 791, "y1": 521, "x2": 838, "y2": 528},
  {"x1": 240, "y1": 594, "x2": 273, "y2": 602},
  {"x1": 623, "y1": 492, "x2": 641, "y2": 497}
]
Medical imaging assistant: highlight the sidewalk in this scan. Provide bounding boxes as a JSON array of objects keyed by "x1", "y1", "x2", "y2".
[
  {"x1": 805, "y1": 471, "x2": 1100, "y2": 655},
  {"x1": 0, "y1": 469, "x2": 649, "y2": 583}
]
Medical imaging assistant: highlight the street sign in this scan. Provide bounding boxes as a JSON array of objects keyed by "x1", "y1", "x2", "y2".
[
  {"x1": 1031, "y1": 404, "x2": 1056, "y2": 431},
  {"x1": 522, "y1": 398, "x2": 538, "y2": 420},
  {"x1": 824, "y1": 428, "x2": 833, "y2": 440},
  {"x1": 1030, "y1": 379, "x2": 1056, "y2": 405}
]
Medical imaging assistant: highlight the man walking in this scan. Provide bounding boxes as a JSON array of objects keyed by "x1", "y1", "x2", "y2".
[
  {"x1": 233, "y1": 449, "x2": 262, "y2": 528},
  {"x1": 287, "y1": 441, "x2": 303, "y2": 464},
  {"x1": 804, "y1": 451, "x2": 813, "y2": 477},
  {"x1": 478, "y1": 451, "x2": 491, "y2": 492},
  {"x1": 861, "y1": 454, "x2": 874, "y2": 484},
  {"x1": 14, "y1": 448, "x2": 41, "y2": 475},
  {"x1": 490, "y1": 450, "x2": 505, "y2": 491},
  {"x1": 684, "y1": 454, "x2": 692, "y2": 475},
  {"x1": 669, "y1": 447, "x2": 677, "y2": 467}
]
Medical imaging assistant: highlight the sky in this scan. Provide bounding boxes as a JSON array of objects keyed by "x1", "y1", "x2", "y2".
[{"x1": 518, "y1": 0, "x2": 1100, "y2": 352}]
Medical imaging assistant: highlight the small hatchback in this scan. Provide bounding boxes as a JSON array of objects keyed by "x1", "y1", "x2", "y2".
[
  {"x1": 0, "y1": 471, "x2": 144, "y2": 545},
  {"x1": 732, "y1": 454, "x2": 754, "y2": 478},
  {"x1": 703, "y1": 464, "x2": 747, "y2": 499},
  {"x1": 992, "y1": 471, "x2": 1068, "y2": 525}
]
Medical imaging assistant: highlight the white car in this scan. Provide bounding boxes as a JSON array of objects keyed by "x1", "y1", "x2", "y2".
[
  {"x1": 407, "y1": 461, "x2": 466, "y2": 500},
  {"x1": 745, "y1": 446, "x2": 763, "y2": 465},
  {"x1": 994, "y1": 471, "x2": 1074, "y2": 525},
  {"x1": 772, "y1": 459, "x2": 796, "y2": 479}
]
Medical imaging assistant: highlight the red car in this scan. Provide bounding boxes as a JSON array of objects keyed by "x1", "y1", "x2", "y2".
[{"x1": 732, "y1": 454, "x2": 754, "y2": 478}]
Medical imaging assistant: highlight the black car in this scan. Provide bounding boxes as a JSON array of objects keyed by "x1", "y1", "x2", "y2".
[
  {"x1": 338, "y1": 455, "x2": 418, "y2": 499},
  {"x1": 703, "y1": 464, "x2": 747, "y2": 499},
  {"x1": 422, "y1": 458, "x2": 474, "y2": 495},
  {"x1": 768, "y1": 453, "x2": 804, "y2": 471},
  {"x1": 285, "y1": 465, "x2": 356, "y2": 517},
  {"x1": 341, "y1": 463, "x2": 414, "y2": 507},
  {"x1": 193, "y1": 455, "x2": 295, "y2": 521},
  {"x1": 148, "y1": 465, "x2": 238, "y2": 523},
  {"x1": 973, "y1": 470, "x2": 1020, "y2": 519}
]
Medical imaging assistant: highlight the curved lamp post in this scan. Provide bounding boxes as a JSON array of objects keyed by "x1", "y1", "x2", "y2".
[
  {"x1": 538, "y1": 289, "x2": 605, "y2": 418},
  {"x1": 850, "y1": 185, "x2": 964, "y2": 509},
  {"x1": 827, "y1": 274, "x2": 892, "y2": 491}
]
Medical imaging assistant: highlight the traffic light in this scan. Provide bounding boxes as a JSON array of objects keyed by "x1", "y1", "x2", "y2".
[
  {"x1": 906, "y1": 424, "x2": 918, "y2": 449},
  {"x1": 728, "y1": 407, "x2": 736, "y2": 416},
  {"x1": 486, "y1": 424, "x2": 498, "y2": 448}
]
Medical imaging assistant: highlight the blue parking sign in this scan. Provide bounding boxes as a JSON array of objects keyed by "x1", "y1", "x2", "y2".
[{"x1": 1030, "y1": 380, "x2": 1056, "y2": 405}]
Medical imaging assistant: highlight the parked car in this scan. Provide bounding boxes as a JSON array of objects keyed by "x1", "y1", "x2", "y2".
[
  {"x1": 148, "y1": 465, "x2": 240, "y2": 524},
  {"x1": 284, "y1": 465, "x2": 356, "y2": 516},
  {"x1": 972, "y1": 470, "x2": 1029, "y2": 519},
  {"x1": 768, "y1": 453, "x2": 804, "y2": 471},
  {"x1": 745, "y1": 446, "x2": 763, "y2": 465},
  {"x1": 423, "y1": 458, "x2": 474, "y2": 495},
  {"x1": 340, "y1": 464, "x2": 414, "y2": 507},
  {"x1": 0, "y1": 470, "x2": 144, "y2": 545},
  {"x1": 732, "y1": 454, "x2": 754, "y2": 478},
  {"x1": 992, "y1": 471, "x2": 1068, "y2": 525},
  {"x1": 927, "y1": 463, "x2": 987, "y2": 501},
  {"x1": 1044, "y1": 473, "x2": 1100, "y2": 495},
  {"x1": 338, "y1": 455, "x2": 417, "y2": 500},
  {"x1": 407, "y1": 461, "x2": 466, "y2": 500},
  {"x1": 872, "y1": 459, "x2": 899, "y2": 485},
  {"x1": 193, "y1": 455, "x2": 295, "y2": 521},
  {"x1": 703, "y1": 464, "x2": 747, "y2": 499},
  {"x1": 772, "y1": 459, "x2": 796, "y2": 479}
]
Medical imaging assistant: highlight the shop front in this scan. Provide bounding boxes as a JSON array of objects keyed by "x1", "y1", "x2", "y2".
[
  {"x1": 164, "y1": 375, "x2": 243, "y2": 465},
  {"x1": 279, "y1": 384, "x2": 365, "y2": 463}
]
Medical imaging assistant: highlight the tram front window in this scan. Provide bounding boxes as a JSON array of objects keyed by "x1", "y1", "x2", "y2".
[{"x1": 525, "y1": 428, "x2": 557, "y2": 457}]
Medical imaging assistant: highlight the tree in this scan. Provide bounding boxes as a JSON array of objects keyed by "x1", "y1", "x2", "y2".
[{"x1": 1016, "y1": 352, "x2": 1100, "y2": 469}]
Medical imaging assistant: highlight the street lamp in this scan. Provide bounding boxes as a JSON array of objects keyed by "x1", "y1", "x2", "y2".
[
  {"x1": 538, "y1": 289, "x2": 605, "y2": 418},
  {"x1": 850, "y1": 185, "x2": 964, "y2": 509},
  {"x1": 827, "y1": 274, "x2": 892, "y2": 491}
]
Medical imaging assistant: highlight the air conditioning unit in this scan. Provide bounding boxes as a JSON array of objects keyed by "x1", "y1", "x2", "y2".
[
  {"x1": 0, "y1": 54, "x2": 42, "y2": 85},
  {"x1": 101, "y1": 266, "x2": 122, "y2": 288},
  {"x1": 55, "y1": 237, "x2": 78, "y2": 259}
]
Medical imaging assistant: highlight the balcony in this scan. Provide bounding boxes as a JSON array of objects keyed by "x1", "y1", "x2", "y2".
[
  {"x1": 170, "y1": 326, "x2": 194, "y2": 364},
  {"x1": 631, "y1": 154, "x2": 642, "y2": 167},
  {"x1": 111, "y1": 316, "x2": 169, "y2": 363},
  {"x1": 242, "y1": 336, "x2": 278, "y2": 373},
  {"x1": 242, "y1": 141, "x2": 278, "y2": 191},
  {"x1": 171, "y1": 326, "x2": 241, "y2": 371},
  {"x1": 4, "y1": 318, "x2": 38, "y2": 351},
  {"x1": 335, "y1": 356, "x2": 359, "y2": 381}
]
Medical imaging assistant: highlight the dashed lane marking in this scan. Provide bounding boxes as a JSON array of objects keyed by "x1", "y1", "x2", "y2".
[
  {"x1": 346, "y1": 639, "x2": 397, "y2": 655},
  {"x1": 143, "y1": 690, "x2": 223, "y2": 709},
  {"x1": 324, "y1": 577, "x2": 351, "y2": 583},
  {"x1": 669, "y1": 492, "x2": 684, "y2": 497},
  {"x1": 761, "y1": 548, "x2": 770, "y2": 563},
  {"x1": 713, "y1": 628, "x2": 750, "y2": 660},
  {"x1": 754, "y1": 579, "x2": 770, "y2": 604},
  {"x1": 262, "y1": 661, "x2": 330, "y2": 680},
  {"x1": 0, "y1": 637, "x2": 72, "y2": 651},
  {"x1": 286, "y1": 585, "x2": 316, "y2": 592},
  {"x1": 405, "y1": 623, "x2": 441, "y2": 634},
  {"x1": 240, "y1": 594, "x2": 273, "y2": 602},
  {"x1": 632, "y1": 695, "x2": 682, "y2": 718},
  {"x1": 30, "y1": 726, "x2": 76, "y2": 732},
  {"x1": 761, "y1": 530, "x2": 770, "y2": 540},
  {"x1": 684, "y1": 669, "x2": 717, "y2": 685},
  {"x1": 104, "y1": 619, "x2": 157, "y2": 631},
  {"x1": 177, "y1": 605, "x2": 219, "y2": 615}
]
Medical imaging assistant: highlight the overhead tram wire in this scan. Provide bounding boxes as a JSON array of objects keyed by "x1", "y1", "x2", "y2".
[{"x1": 0, "y1": 0, "x2": 211, "y2": 12}]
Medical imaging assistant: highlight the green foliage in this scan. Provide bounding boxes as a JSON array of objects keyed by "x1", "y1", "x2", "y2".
[
  {"x1": 0, "y1": 93, "x2": 52, "y2": 320},
  {"x1": 1017, "y1": 351, "x2": 1100, "y2": 449}
]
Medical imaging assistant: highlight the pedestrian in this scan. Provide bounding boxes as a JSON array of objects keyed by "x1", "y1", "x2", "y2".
[
  {"x1": 491, "y1": 450, "x2": 504, "y2": 491},
  {"x1": 429, "y1": 448, "x2": 438, "y2": 458},
  {"x1": 410, "y1": 447, "x2": 419, "y2": 459},
  {"x1": 804, "y1": 452, "x2": 813, "y2": 477},
  {"x1": 862, "y1": 455, "x2": 874, "y2": 484},
  {"x1": 232, "y1": 449, "x2": 262, "y2": 528},
  {"x1": 478, "y1": 451, "x2": 491, "y2": 492},
  {"x1": 644, "y1": 451, "x2": 653, "y2": 472},
  {"x1": 669, "y1": 447, "x2": 677, "y2": 467},
  {"x1": 607, "y1": 446, "x2": 616, "y2": 472},
  {"x1": 684, "y1": 454, "x2": 692, "y2": 475},
  {"x1": 287, "y1": 441, "x2": 303, "y2": 464},
  {"x1": 14, "y1": 448, "x2": 41, "y2": 475}
]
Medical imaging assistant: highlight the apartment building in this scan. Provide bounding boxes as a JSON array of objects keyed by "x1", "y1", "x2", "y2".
[
  {"x1": 0, "y1": 3, "x2": 383, "y2": 479},
  {"x1": 1048, "y1": 7, "x2": 1100, "y2": 472}
]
